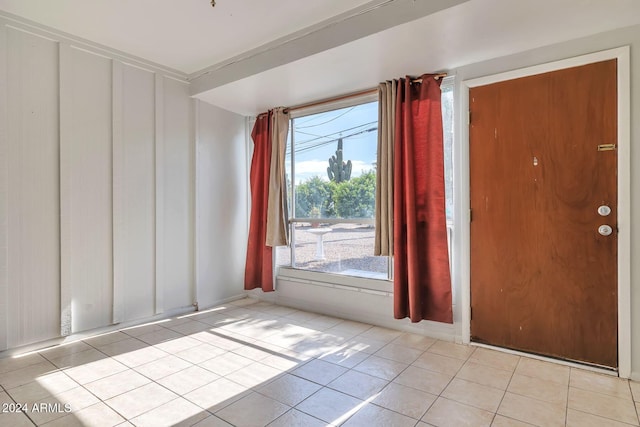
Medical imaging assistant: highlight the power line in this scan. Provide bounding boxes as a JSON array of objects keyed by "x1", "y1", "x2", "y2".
[
  {"x1": 295, "y1": 129, "x2": 325, "y2": 138},
  {"x1": 294, "y1": 107, "x2": 356, "y2": 129},
  {"x1": 294, "y1": 121, "x2": 377, "y2": 147},
  {"x1": 287, "y1": 126, "x2": 378, "y2": 155},
  {"x1": 296, "y1": 126, "x2": 378, "y2": 152}
]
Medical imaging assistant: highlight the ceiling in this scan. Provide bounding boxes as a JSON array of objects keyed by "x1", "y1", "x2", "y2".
[
  {"x1": 1, "y1": 0, "x2": 639, "y2": 116},
  {"x1": 195, "y1": 0, "x2": 640, "y2": 115},
  {"x1": 0, "y1": 0, "x2": 377, "y2": 73}
]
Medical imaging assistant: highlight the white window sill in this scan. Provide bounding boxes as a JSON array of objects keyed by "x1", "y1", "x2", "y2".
[{"x1": 276, "y1": 266, "x2": 393, "y2": 295}]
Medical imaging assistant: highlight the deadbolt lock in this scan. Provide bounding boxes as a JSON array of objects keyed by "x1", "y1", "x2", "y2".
[{"x1": 597, "y1": 205, "x2": 612, "y2": 216}]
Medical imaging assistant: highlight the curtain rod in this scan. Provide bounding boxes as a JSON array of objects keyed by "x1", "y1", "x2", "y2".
[
  {"x1": 410, "y1": 72, "x2": 448, "y2": 84},
  {"x1": 285, "y1": 88, "x2": 377, "y2": 114},
  {"x1": 284, "y1": 73, "x2": 447, "y2": 114}
]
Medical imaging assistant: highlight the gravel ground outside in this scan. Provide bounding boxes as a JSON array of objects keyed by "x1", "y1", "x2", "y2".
[{"x1": 276, "y1": 223, "x2": 389, "y2": 279}]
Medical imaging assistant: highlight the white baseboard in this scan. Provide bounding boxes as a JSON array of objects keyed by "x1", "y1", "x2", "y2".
[
  {"x1": 195, "y1": 293, "x2": 248, "y2": 311},
  {"x1": 0, "y1": 294, "x2": 248, "y2": 358}
]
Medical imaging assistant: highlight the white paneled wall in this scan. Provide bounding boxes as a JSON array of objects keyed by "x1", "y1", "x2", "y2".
[
  {"x1": 161, "y1": 79, "x2": 195, "y2": 310},
  {"x1": 0, "y1": 18, "x2": 198, "y2": 350},
  {"x1": 118, "y1": 64, "x2": 157, "y2": 322},
  {"x1": 5, "y1": 27, "x2": 60, "y2": 349},
  {"x1": 195, "y1": 101, "x2": 248, "y2": 309},
  {"x1": 60, "y1": 46, "x2": 113, "y2": 334}
]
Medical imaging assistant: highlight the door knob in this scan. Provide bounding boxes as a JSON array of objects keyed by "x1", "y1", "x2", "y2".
[{"x1": 598, "y1": 225, "x2": 613, "y2": 236}]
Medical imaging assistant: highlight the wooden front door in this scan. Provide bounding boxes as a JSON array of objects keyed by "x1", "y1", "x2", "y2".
[{"x1": 469, "y1": 60, "x2": 618, "y2": 368}]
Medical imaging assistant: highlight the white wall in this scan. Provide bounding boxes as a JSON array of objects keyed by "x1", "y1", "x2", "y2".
[
  {"x1": 3, "y1": 27, "x2": 60, "y2": 348},
  {"x1": 0, "y1": 17, "x2": 195, "y2": 350},
  {"x1": 160, "y1": 78, "x2": 196, "y2": 312},
  {"x1": 61, "y1": 45, "x2": 113, "y2": 333},
  {"x1": 195, "y1": 100, "x2": 248, "y2": 309},
  {"x1": 118, "y1": 64, "x2": 157, "y2": 322}
]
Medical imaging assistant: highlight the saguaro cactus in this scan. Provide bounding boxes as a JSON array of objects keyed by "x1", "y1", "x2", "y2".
[{"x1": 327, "y1": 138, "x2": 352, "y2": 183}]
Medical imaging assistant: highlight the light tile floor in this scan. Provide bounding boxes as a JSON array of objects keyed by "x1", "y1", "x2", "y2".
[{"x1": 0, "y1": 298, "x2": 638, "y2": 427}]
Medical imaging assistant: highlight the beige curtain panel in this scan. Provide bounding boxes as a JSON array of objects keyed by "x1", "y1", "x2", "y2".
[
  {"x1": 375, "y1": 80, "x2": 397, "y2": 256},
  {"x1": 265, "y1": 107, "x2": 290, "y2": 247}
]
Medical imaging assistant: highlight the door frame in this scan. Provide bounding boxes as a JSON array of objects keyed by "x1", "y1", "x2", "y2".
[{"x1": 459, "y1": 47, "x2": 631, "y2": 377}]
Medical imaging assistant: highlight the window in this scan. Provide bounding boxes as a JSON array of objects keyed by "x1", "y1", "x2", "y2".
[
  {"x1": 276, "y1": 96, "x2": 389, "y2": 280},
  {"x1": 277, "y1": 78, "x2": 455, "y2": 281},
  {"x1": 441, "y1": 81, "x2": 454, "y2": 224},
  {"x1": 441, "y1": 79, "x2": 455, "y2": 262}
]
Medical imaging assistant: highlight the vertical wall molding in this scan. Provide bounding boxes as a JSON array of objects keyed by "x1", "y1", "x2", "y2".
[
  {"x1": 188, "y1": 92, "x2": 197, "y2": 307},
  {"x1": 154, "y1": 74, "x2": 164, "y2": 314},
  {"x1": 616, "y1": 46, "x2": 632, "y2": 379},
  {"x1": 112, "y1": 60, "x2": 124, "y2": 324},
  {"x1": 59, "y1": 42, "x2": 72, "y2": 336},
  {"x1": 245, "y1": 117, "x2": 253, "y2": 234},
  {"x1": 193, "y1": 99, "x2": 200, "y2": 308},
  {"x1": 0, "y1": 23, "x2": 8, "y2": 351}
]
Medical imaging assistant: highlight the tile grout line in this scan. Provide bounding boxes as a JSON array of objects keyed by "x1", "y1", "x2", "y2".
[
  {"x1": 323, "y1": 365, "x2": 415, "y2": 422},
  {"x1": 421, "y1": 343, "x2": 470, "y2": 423},
  {"x1": 434, "y1": 345, "x2": 473, "y2": 389},
  {"x1": 47, "y1": 328, "x2": 218, "y2": 424},
  {"x1": 1, "y1": 382, "x2": 37, "y2": 426},
  {"x1": 565, "y1": 367, "x2": 571, "y2": 426},
  {"x1": 398, "y1": 342, "x2": 485, "y2": 423},
  {"x1": 38, "y1": 341, "x2": 159, "y2": 425},
  {"x1": 21, "y1": 343, "x2": 119, "y2": 424},
  {"x1": 332, "y1": 339, "x2": 518, "y2": 422},
  {"x1": 492, "y1": 355, "x2": 523, "y2": 425},
  {"x1": 286, "y1": 330, "x2": 424, "y2": 425},
  {"x1": 501, "y1": 366, "x2": 573, "y2": 405},
  {"x1": 629, "y1": 379, "x2": 640, "y2": 425},
  {"x1": 90, "y1": 353, "x2": 219, "y2": 424},
  {"x1": 272, "y1": 407, "x2": 328, "y2": 427}
]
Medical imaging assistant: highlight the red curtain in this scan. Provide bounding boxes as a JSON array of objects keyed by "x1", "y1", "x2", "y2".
[
  {"x1": 244, "y1": 112, "x2": 274, "y2": 292},
  {"x1": 393, "y1": 75, "x2": 453, "y2": 323}
]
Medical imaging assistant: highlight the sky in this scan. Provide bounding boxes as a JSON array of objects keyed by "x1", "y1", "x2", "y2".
[{"x1": 287, "y1": 101, "x2": 378, "y2": 184}]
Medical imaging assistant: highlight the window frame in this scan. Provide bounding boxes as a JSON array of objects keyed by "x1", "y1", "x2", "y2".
[
  {"x1": 277, "y1": 77, "x2": 455, "y2": 292},
  {"x1": 280, "y1": 92, "x2": 390, "y2": 284}
]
